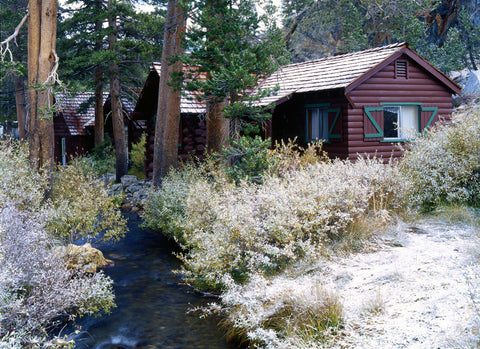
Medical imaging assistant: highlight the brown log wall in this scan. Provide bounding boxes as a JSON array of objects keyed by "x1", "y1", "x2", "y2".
[
  {"x1": 144, "y1": 114, "x2": 206, "y2": 179},
  {"x1": 347, "y1": 54, "x2": 454, "y2": 160}
]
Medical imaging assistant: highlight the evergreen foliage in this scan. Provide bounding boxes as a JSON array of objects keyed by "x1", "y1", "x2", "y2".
[
  {"x1": 181, "y1": 0, "x2": 289, "y2": 135},
  {"x1": 57, "y1": 0, "x2": 165, "y2": 98}
]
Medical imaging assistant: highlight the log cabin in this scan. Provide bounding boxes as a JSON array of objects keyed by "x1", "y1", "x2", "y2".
[
  {"x1": 130, "y1": 62, "x2": 207, "y2": 179},
  {"x1": 54, "y1": 92, "x2": 139, "y2": 165},
  {"x1": 257, "y1": 42, "x2": 461, "y2": 160}
]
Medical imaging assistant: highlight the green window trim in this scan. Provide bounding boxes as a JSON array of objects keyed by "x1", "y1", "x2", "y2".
[
  {"x1": 381, "y1": 102, "x2": 423, "y2": 106},
  {"x1": 327, "y1": 108, "x2": 341, "y2": 139},
  {"x1": 305, "y1": 103, "x2": 330, "y2": 108},
  {"x1": 364, "y1": 107, "x2": 384, "y2": 138},
  {"x1": 380, "y1": 139, "x2": 411, "y2": 143},
  {"x1": 421, "y1": 106, "x2": 438, "y2": 133}
]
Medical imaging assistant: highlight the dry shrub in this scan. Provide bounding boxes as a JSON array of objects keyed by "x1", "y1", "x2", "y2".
[
  {"x1": 217, "y1": 274, "x2": 344, "y2": 348},
  {"x1": 400, "y1": 109, "x2": 480, "y2": 209},
  {"x1": 48, "y1": 161, "x2": 127, "y2": 242},
  {"x1": 0, "y1": 204, "x2": 115, "y2": 347},
  {"x1": 145, "y1": 155, "x2": 400, "y2": 289},
  {"x1": 0, "y1": 140, "x2": 127, "y2": 243},
  {"x1": 0, "y1": 140, "x2": 125, "y2": 347},
  {"x1": 270, "y1": 138, "x2": 329, "y2": 173}
]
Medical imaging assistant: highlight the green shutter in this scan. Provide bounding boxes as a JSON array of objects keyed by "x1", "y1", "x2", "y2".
[
  {"x1": 364, "y1": 107, "x2": 384, "y2": 138},
  {"x1": 327, "y1": 108, "x2": 341, "y2": 140},
  {"x1": 421, "y1": 106, "x2": 438, "y2": 133}
]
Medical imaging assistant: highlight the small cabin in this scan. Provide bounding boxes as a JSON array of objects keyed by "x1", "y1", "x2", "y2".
[
  {"x1": 54, "y1": 92, "x2": 98, "y2": 165},
  {"x1": 54, "y1": 92, "x2": 140, "y2": 165},
  {"x1": 131, "y1": 63, "x2": 207, "y2": 179},
  {"x1": 257, "y1": 42, "x2": 461, "y2": 160}
]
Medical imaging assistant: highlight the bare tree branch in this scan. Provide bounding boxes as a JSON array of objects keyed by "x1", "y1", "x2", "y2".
[{"x1": 0, "y1": 12, "x2": 28, "y2": 62}]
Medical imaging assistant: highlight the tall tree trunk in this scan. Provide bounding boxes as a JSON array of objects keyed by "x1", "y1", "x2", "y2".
[
  {"x1": 206, "y1": 98, "x2": 229, "y2": 153},
  {"x1": 37, "y1": 0, "x2": 57, "y2": 172},
  {"x1": 159, "y1": 4, "x2": 186, "y2": 178},
  {"x1": 94, "y1": 0, "x2": 104, "y2": 147},
  {"x1": 28, "y1": 0, "x2": 57, "y2": 173},
  {"x1": 108, "y1": 0, "x2": 128, "y2": 182},
  {"x1": 152, "y1": 0, "x2": 176, "y2": 188},
  {"x1": 13, "y1": 73, "x2": 26, "y2": 140},
  {"x1": 27, "y1": 0, "x2": 41, "y2": 163},
  {"x1": 204, "y1": 0, "x2": 229, "y2": 154}
]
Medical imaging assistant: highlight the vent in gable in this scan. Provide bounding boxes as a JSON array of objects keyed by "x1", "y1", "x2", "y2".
[{"x1": 396, "y1": 60, "x2": 408, "y2": 79}]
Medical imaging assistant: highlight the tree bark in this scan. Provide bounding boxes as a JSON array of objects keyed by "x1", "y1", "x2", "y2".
[
  {"x1": 27, "y1": 0, "x2": 41, "y2": 163},
  {"x1": 159, "y1": 4, "x2": 186, "y2": 179},
  {"x1": 206, "y1": 98, "x2": 229, "y2": 154},
  {"x1": 94, "y1": 0, "x2": 104, "y2": 147},
  {"x1": 152, "y1": 0, "x2": 176, "y2": 188},
  {"x1": 94, "y1": 65, "x2": 104, "y2": 146},
  {"x1": 108, "y1": 0, "x2": 128, "y2": 182},
  {"x1": 37, "y1": 0, "x2": 57, "y2": 172},
  {"x1": 27, "y1": 0, "x2": 57, "y2": 172},
  {"x1": 13, "y1": 73, "x2": 26, "y2": 140}
]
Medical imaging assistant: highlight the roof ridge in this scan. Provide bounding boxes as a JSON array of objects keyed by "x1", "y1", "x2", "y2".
[{"x1": 276, "y1": 42, "x2": 407, "y2": 71}]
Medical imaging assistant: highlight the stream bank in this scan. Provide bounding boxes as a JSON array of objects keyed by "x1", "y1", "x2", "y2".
[{"x1": 70, "y1": 214, "x2": 233, "y2": 349}]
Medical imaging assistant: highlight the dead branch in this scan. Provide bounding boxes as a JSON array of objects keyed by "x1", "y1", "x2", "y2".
[{"x1": 0, "y1": 12, "x2": 28, "y2": 62}]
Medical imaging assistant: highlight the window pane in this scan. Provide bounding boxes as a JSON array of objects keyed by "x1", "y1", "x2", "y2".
[
  {"x1": 384, "y1": 106, "x2": 399, "y2": 138},
  {"x1": 320, "y1": 109, "x2": 329, "y2": 140},
  {"x1": 399, "y1": 106, "x2": 418, "y2": 138},
  {"x1": 307, "y1": 108, "x2": 329, "y2": 140}
]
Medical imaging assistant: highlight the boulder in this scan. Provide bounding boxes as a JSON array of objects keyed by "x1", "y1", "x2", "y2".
[
  {"x1": 121, "y1": 175, "x2": 138, "y2": 188},
  {"x1": 64, "y1": 243, "x2": 112, "y2": 273},
  {"x1": 107, "y1": 183, "x2": 123, "y2": 196},
  {"x1": 462, "y1": 70, "x2": 480, "y2": 96},
  {"x1": 102, "y1": 173, "x2": 116, "y2": 185},
  {"x1": 126, "y1": 184, "x2": 143, "y2": 194}
]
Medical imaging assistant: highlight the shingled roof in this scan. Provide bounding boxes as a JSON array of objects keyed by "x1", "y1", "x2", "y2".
[
  {"x1": 151, "y1": 62, "x2": 206, "y2": 114},
  {"x1": 256, "y1": 42, "x2": 460, "y2": 106},
  {"x1": 56, "y1": 92, "x2": 104, "y2": 136},
  {"x1": 56, "y1": 92, "x2": 136, "y2": 135}
]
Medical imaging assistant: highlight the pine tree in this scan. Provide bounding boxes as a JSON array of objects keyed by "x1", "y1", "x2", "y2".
[
  {"x1": 57, "y1": 0, "x2": 165, "y2": 147},
  {"x1": 182, "y1": 0, "x2": 288, "y2": 153}
]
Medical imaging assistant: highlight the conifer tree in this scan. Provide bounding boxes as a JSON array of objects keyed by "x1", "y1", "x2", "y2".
[
  {"x1": 182, "y1": 0, "x2": 288, "y2": 153},
  {"x1": 57, "y1": 0, "x2": 165, "y2": 147}
]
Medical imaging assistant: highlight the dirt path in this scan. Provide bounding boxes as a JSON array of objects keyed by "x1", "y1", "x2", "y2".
[{"x1": 323, "y1": 219, "x2": 480, "y2": 348}]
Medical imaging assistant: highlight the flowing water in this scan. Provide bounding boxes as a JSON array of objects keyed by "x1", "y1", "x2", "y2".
[{"x1": 71, "y1": 215, "x2": 234, "y2": 349}]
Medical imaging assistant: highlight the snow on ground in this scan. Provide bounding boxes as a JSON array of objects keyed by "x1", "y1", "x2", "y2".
[{"x1": 322, "y1": 219, "x2": 480, "y2": 348}]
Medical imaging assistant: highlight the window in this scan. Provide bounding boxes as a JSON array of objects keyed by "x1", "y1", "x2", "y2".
[
  {"x1": 306, "y1": 107, "x2": 328, "y2": 141},
  {"x1": 383, "y1": 105, "x2": 419, "y2": 139}
]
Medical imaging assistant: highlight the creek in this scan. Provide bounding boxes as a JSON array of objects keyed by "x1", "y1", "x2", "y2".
[{"x1": 71, "y1": 214, "x2": 234, "y2": 349}]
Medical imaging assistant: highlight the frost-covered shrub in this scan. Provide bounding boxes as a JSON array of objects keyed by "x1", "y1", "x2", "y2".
[
  {"x1": 143, "y1": 162, "x2": 214, "y2": 242},
  {"x1": 0, "y1": 204, "x2": 115, "y2": 347},
  {"x1": 400, "y1": 111, "x2": 480, "y2": 209},
  {"x1": 0, "y1": 141, "x2": 48, "y2": 210},
  {"x1": 145, "y1": 156, "x2": 400, "y2": 289},
  {"x1": 47, "y1": 161, "x2": 127, "y2": 242},
  {"x1": 0, "y1": 140, "x2": 127, "y2": 242},
  {"x1": 207, "y1": 274, "x2": 343, "y2": 348}
]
